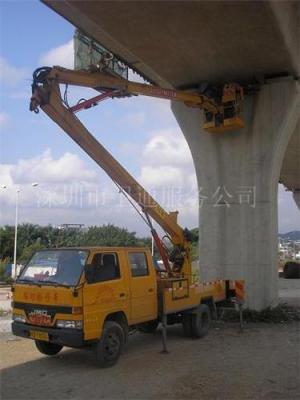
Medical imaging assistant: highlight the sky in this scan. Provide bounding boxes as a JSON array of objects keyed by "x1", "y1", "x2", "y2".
[{"x1": 0, "y1": 0, "x2": 299, "y2": 236}]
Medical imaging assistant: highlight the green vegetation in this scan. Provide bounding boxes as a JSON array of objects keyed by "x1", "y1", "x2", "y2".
[
  {"x1": 0, "y1": 308, "x2": 11, "y2": 317},
  {"x1": 0, "y1": 261, "x2": 13, "y2": 284},
  {"x1": 0, "y1": 223, "x2": 200, "y2": 270},
  {"x1": 189, "y1": 228, "x2": 199, "y2": 261},
  {"x1": 220, "y1": 303, "x2": 300, "y2": 323},
  {"x1": 0, "y1": 223, "x2": 152, "y2": 265}
]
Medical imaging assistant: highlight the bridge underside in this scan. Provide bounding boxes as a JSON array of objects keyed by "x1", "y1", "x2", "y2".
[
  {"x1": 43, "y1": 1, "x2": 298, "y2": 86},
  {"x1": 43, "y1": 0, "x2": 300, "y2": 309},
  {"x1": 44, "y1": 0, "x2": 299, "y2": 193}
]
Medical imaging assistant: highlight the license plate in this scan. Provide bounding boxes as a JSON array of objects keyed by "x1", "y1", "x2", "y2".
[{"x1": 29, "y1": 330, "x2": 49, "y2": 341}]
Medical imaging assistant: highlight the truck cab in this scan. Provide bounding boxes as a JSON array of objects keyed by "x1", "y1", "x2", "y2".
[{"x1": 12, "y1": 247, "x2": 158, "y2": 366}]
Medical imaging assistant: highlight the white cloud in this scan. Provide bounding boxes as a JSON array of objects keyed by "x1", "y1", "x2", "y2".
[
  {"x1": 142, "y1": 129, "x2": 192, "y2": 166},
  {"x1": 0, "y1": 164, "x2": 14, "y2": 187},
  {"x1": 120, "y1": 112, "x2": 145, "y2": 127},
  {"x1": 118, "y1": 142, "x2": 143, "y2": 157},
  {"x1": 140, "y1": 165, "x2": 184, "y2": 187},
  {"x1": 0, "y1": 149, "x2": 139, "y2": 230},
  {"x1": 0, "y1": 112, "x2": 9, "y2": 127},
  {"x1": 138, "y1": 130, "x2": 198, "y2": 227},
  {"x1": 0, "y1": 150, "x2": 98, "y2": 208},
  {"x1": 140, "y1": 129, "x2": 196, "y2": 190},
  {"x1": 39, "y1": 40, "x2": 74, "y2": 69},
  {"x1": 0, "y1": 134, "x2": 199, "y2": 232},
  {"x1": 0, "y1": 57, "x2": 27, "y2": 87},
  {"x1": 11, "y1": 149, "x2": 96, "y2": 184}
]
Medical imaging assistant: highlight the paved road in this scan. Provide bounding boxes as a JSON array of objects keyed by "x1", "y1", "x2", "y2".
[
  {"x1": 1, "y1": 322, "x2": 299, "y2": 400},
  {"x1": 1, "y1": 280, "x2": 299, "y2": 399},
  {"x1": 278, "y1": 278, "x2": 300, "y2": 307}
]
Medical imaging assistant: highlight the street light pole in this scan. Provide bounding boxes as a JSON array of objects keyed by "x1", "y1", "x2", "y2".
[
  {"x1": 13, "y1": 189, "x2": 20, "y2": 279},
  {"x1": 1, "y1": 183, "x2": 39, "y2": 279}
]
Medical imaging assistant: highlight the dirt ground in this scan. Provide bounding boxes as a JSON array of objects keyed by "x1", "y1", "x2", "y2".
[{"x1": 1, "y1": 320, "x2": 299, "y2": 400}]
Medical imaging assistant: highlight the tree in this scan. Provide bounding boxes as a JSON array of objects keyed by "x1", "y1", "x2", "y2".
[
  {"x1": 0, "y1": 223, "x2": 151, "y2": 264},
  {"x1": 19, "y1": 241, "x2": 44, "y2": 264},
  {"x1": 82, "y1": 224, "x2": 139, "y2": 247},
  {"x1": 0, "y1": 226, "x2": 15, "y2": 261}
]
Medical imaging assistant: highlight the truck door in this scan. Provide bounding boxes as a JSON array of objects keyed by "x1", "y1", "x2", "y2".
[
  {"x1": 127, "y1": 251, "x2": 157, "y2": 323},
  {"x1": 83, "y1": 251, "x2": 129, "y2": 340}
]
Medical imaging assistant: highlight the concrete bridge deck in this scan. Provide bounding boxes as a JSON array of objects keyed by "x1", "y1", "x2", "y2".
[{"x1": 44, "y1": 1, "x2": 299, "y2": 85}]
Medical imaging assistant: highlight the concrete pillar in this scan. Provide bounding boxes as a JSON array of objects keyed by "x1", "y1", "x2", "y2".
[
  {"x1": 172, "y1": 81, "x2": 300, "y2": 310},
  {"x1": 293, "y1": 191, "x2": 300, "y2": 211}
]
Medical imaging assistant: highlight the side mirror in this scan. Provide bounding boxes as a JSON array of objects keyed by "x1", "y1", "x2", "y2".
[{"x1": 84, "y1": 264, "x2": 95, "y2": 284}]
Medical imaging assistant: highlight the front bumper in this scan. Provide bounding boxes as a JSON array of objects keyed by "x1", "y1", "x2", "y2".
[{"x1": 12, "y1": 322, "x2": 84, "y2": 348}]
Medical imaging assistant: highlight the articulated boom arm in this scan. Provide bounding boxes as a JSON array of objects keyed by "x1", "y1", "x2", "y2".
[
  {"x1": 31, "y1": 66, "x2": 244, "y2": 134},
  {"x1": 30, "y1": 66, "x2": 244, "y2": 277},
  {"x1": 30, "y1": 67, "x2": 192, "y2": 276},
  {"x1": 36, "y1": 66, "x2": 220, "y2": 113}
]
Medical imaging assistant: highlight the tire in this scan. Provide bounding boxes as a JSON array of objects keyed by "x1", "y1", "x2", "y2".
[
  {"x1": 96, "y1": 321, "x2": 124, "y2": 368},
  {"x1": 191, "y1": 304, "x2": 211, "y2": 338},
  {"x1": 35, "y1": 340, "x2": 63, "y2": 356},
  {"x1": 283, "y1": 262, "x2": 300, "y2": 279},
  {"x1": 137, "y1": 319, "x2": 159, "y2": 334},
  {"x1": 182, "y1": 314, "x2": 193, "y2": 337}
]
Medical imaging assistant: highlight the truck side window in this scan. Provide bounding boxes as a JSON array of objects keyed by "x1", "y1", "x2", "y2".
[
  {"x1": 129, "y1": 252, "x2": 148, "y2": 277},
  {"x1": 91, "y1": 253, "x2": 120, "y2": 283}
]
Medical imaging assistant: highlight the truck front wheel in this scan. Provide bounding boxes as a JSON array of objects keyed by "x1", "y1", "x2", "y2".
[
  {"x1": 96, "y1": 321, "x2": 125, "y2": 368},
  {"x1": 35, "y1": 340, "x2": 63, "y2": 356}
]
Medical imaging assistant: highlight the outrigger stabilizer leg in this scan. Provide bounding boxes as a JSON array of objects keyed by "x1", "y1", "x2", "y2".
[{"x1": 160, "y1": 313, "x2": 169, "y2": 354}]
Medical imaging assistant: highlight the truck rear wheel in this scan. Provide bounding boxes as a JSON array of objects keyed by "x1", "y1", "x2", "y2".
[
  {"x1": 35, "y1": 340, "x2": 63, "y2": 356},
  {"x1": 96, "y1": 321, "x2": 124, "y2": 368},
  {"x1": 191, "y1": 304, "x2": 211, "y2": 338}
]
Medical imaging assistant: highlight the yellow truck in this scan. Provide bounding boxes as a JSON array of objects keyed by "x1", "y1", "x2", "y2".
[
  {"x1": 12, "y1": 65, "x2": 244, "y2": 367},
  {"x1": 12, "y1": 246, "x2": 233, "y2": 367}
]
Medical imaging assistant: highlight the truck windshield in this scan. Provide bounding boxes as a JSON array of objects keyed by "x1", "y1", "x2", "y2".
[{"x1": 18, "y1": 250, "x2": 88, "y2": 287}]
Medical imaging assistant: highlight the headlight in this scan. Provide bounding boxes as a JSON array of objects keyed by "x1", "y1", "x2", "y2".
[
  {"x1": 56, "y1": 320, "x2": 83, "y2": 329},
  {"x1": 12, "y1": 314, "x2": 26, "y2": 323}
]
